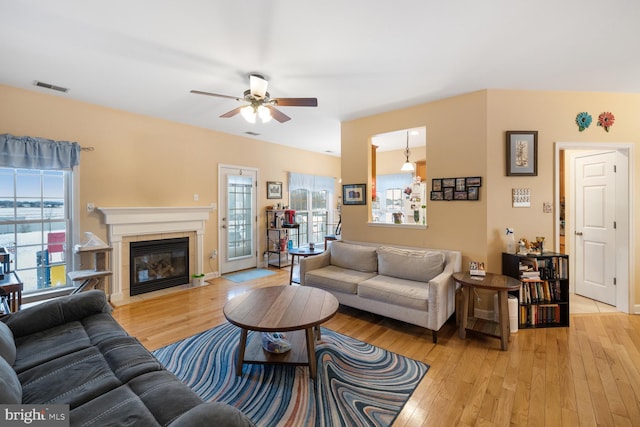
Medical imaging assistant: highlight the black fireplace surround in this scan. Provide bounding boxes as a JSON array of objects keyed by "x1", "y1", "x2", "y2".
[{"x1": 129, "y1": 237, "x2": 189, "y2": 295}]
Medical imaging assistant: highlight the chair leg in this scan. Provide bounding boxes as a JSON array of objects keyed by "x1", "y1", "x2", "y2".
[{"x1": 432, "y1": 330, "x2": 437, "y2": 343}]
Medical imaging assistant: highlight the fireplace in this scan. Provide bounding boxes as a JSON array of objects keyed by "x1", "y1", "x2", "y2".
[
  {"x1": 129, "y1": 237, "x2": 189, "y2": 295},
  {"x1": 98, "y1": 206, "x2": 214, "y2": 304}
]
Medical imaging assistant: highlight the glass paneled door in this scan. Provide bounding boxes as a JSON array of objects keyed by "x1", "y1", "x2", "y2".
[{"x1": 219, "y1": 166, "x2": 257, "y2": 274}]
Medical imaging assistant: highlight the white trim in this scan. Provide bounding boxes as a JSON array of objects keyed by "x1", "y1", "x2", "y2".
[
  {"x1": 97, "y1": 206, "x2": 214, "y2": 302},
  {"x1": 555, "y1": 142, "x2": 634, "y2": 314}
]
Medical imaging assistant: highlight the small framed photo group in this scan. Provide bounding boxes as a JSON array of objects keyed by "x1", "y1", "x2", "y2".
[{"x1": 431, "y1": 176, "x2": 481, "y2": 201}]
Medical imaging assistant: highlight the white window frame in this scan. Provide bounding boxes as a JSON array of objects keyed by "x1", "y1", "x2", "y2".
[{"x1": 0, "y1": 167, "x2": 79, "y2": 304}]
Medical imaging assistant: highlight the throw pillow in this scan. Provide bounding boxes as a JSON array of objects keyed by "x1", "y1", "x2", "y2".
[
  {"x1": 377, "y1": 247, "x2": 445, "y2": 282},
  {"x1": 0, "y1": 321, "x2": 16, "y2": 365},
  {"x1": 0, "y1": 356, "x2": 21, "y2": 404}
]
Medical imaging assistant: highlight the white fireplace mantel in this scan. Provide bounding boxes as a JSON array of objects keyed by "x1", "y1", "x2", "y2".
[{"x1": 98, "y1": 206, "x2": 215, "y2": 303}]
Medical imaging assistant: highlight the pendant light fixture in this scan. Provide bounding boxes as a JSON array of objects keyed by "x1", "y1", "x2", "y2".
[{"x1": 400, "y1": 131, "x2": 415, "y2": 172}]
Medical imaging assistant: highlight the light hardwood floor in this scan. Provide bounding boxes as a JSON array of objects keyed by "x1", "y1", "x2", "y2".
[{"x1": 112, "y1": 269, "x2": 640, "y2": 427}]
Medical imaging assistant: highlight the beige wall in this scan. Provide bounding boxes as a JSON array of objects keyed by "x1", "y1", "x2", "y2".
[
  {"x1": 341, "y1": 90, "x2": 488, "y2": 264},
  {"x1": 0, "y1": 85, "x2": 340, "y2": 274},
  {"x1": 342, "y1": 88, "x2": 639, "y2": 310}
]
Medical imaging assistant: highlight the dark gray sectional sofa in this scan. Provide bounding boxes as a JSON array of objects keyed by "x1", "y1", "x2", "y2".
[{"x1": 0, "y1": 290, "x2": 254, "y2": 426}]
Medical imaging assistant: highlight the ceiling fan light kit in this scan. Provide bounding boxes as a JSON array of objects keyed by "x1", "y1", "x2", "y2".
[{"x1": 191, "y1": 73, "x2": 318, "y2": 124}]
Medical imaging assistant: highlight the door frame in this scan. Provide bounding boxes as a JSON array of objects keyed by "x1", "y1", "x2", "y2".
[
  {"x1": 554, "y1": 142, "x2": 634, "y2": 314},
  {"x1": 217, "y1": 164, "x2": 261, "y2": 274}
]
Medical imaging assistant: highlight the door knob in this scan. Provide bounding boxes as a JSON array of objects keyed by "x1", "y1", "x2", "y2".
[{"x1": 575, "y1": 231, "x2": 583, "y2": 236}]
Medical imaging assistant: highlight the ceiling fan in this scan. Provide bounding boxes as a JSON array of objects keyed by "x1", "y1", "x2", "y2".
[{"x1": 190, "y1": 74, "x2": 318, "y2": 123}]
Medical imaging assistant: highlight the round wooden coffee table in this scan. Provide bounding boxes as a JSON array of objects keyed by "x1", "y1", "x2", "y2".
[{"x1": 223, "y1": 285, "x2": 339, "y2": 379}]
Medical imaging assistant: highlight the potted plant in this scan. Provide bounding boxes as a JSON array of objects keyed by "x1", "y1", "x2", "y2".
[{"x1": 192, "y1": 273, "x2": 206, "y2": 287}]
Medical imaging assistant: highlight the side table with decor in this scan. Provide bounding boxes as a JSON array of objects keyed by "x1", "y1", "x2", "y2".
[{"x1": 453, "y1": 271, "x2": 520, "y2": 351}]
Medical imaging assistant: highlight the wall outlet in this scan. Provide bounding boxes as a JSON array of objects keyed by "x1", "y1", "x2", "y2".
[{"x1": 210, "y1": 250, "x2": 217, "y2": 259}]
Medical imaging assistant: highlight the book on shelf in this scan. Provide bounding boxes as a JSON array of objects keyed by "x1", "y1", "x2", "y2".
[
  {"x1": 517, "y1": 280, "x2": 561, "y2": 304},
  {"x1": 519, "y1": 303, "x2": 561, "y2": 326}
]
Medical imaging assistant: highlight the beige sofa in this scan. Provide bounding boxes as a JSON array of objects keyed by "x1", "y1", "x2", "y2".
[{"x1": 299, "y1": 241, "x2": 461, "y2": 343}]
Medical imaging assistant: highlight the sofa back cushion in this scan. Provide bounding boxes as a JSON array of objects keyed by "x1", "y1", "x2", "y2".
[
  {"x1": 0, "y1": 321, "x2": 16, "y2": 365},
  {"x1": 377, "y1": 246, "x2": 445, "y2": 282},
  {"x1": 330, "y1": 242, "x2": 378, "y2": 273},
  {"x1": 0, "y1": 356, "x2": 21, "y2": 403}
]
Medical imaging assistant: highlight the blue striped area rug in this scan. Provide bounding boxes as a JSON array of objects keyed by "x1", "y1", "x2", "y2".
[{"x1": 153, "y1": 322, "x2": 429, "y2": 427}]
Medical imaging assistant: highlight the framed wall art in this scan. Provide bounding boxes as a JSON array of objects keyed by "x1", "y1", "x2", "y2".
[
  {"x1": 506, "y1": 131, "x2": 538, "y2": 176},
  {"x1": 266, "y1": 181, "x2": 283, "y2": 199},
  {"x1": 342, "y1": 184, "x2": 367, "y2": 205},
  {"x1": 431, "y1": 176, "x2": 482, "y2": 201}
]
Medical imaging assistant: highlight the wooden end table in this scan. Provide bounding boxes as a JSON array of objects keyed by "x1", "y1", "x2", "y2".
[
  {"x1": 223, "y1": 285, "x2": 339, "y2": 379},
  {"x1": 288, "y1": 246, "x2": 324, "y2": 285},
  {"x1": 453, "y1": 271, "x2": 520, "y2": 351},
  {"x1": 0, "y1": 272, "x2": 23, "y2": 313}
]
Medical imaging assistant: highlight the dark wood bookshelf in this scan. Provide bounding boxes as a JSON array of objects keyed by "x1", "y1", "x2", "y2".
[{"x1": 502, "y1": 252, "x2": 569, "y2": 328}]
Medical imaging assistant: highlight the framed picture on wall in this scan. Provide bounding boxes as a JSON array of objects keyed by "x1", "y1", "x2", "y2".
[
  {"x1": 506, "y1": 131, "x2": 538, "y2": 176},
  {"x1": 266, "y1": 181, "x2": 283, "y2": 199},
  {"x1": 443, "y1": 187, "x2": 454, "y2": 201},
  {"x1": 342, "y1": 184, "x2": 367, "y2": 205},
  {"x1": 468, "y1": 187, "x2": 479, "y2": 200}
]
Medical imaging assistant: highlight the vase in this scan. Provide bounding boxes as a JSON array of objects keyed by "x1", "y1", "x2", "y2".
[{"x1": 413, "y1": 210, "x2": 420, "y2": 223}]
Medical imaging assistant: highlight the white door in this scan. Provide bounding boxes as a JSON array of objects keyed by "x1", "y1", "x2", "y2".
[
  {"x1": 219, "y1": 166, "x2": 257, "y2": 274},
  {"x1": 574, "y1": 151, "x2": 616, "y2": 305}
]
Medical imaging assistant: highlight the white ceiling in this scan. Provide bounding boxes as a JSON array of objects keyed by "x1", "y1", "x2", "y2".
[{"x1": 1, "y1": 1, "x2": 638, "y2": 156}]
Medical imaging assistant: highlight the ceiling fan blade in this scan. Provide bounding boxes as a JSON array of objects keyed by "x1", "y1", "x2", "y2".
[
  {"x1": 190, "y1": 90, "x2": 241, "y2": 101},
  {"x1": 266, "y1": 106, "x2": 291, "y2": 123},
  {"x1": 273, "y1": 97, "x2": 318, "y2": 107},
  {"x1": 220, "y1": 106, "x2": 244, "y2": 118},
  {"x1": 249, "y1": 74, "x2": 268, "y2": 99}
]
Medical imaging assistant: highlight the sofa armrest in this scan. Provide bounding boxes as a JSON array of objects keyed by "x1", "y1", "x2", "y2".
[
  {"x1": 299, "y1": 251, "x2": 331, "y2": 285},
  {"x1": 2, "y1": 290, "x2": 112, "y2": 338},
  {"x1": 426, "y1": 253, "x2": 461, "y2": 332},
  {"x1": 169, "y1": 402, "x2": 255, "y2": 427}
]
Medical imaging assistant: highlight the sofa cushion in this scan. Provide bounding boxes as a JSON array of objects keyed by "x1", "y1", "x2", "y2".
[
  {"x1": 330, "y1": 242, "x2": 378, "y2": 273},
  {"x1": 97, "y1": 336, "x2": 163, "y2": 383},
  {"x1": 0, "y1": 321, "x2": 16, "y2": 365},
  {"x1": 377, "y1": 247, "x2": 445, "y2": 282},
  {"x1": 69, "y1": 370, "x2": 207, "y2": 427},
  {"x1": 358, "y1": 275, "x2": 430, "y2": 311},
  {"x1": 305, "y1": 265, "x2": 376, "y2": 294},
  {"x1": 19, "y1": 346, "x2": 121, "y2": 408},
  {"x1": 0, "y1": 356, "x2": 21, "y2": 403},
  {"x1": 12, "y1": 321, "x2": 92, "y2": 374},
  {"x1": 170, "y1": 402, "x2": 256, "y2": 427}
]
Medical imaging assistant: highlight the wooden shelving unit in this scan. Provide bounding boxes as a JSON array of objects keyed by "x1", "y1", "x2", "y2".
[
  {"x1": 69, "y1": 245, "x2": 112, "y2": 296},
  {"x1": 502, "y1": 252, "x2": 569, "y2": 328}
]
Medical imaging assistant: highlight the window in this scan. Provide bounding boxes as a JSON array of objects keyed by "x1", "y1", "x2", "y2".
[
  {"x1": 288, "y1": 173, "x2": 335, "y2": 247},
  {"x1": 290, "y1": 189, "x2": 328, "y2": 246},
  {"x1": 0, "y1": 168, "x2": 74, "y2": 294}
]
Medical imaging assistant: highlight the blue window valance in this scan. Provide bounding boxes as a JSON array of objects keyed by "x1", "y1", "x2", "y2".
[{"x1": 0, "y1": 133, "x2": 81, "y2": 170}]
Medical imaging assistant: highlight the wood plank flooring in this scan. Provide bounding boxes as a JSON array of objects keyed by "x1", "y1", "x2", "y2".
[{"x1": 111, "y1": 268, "x2": 640, "y2": 427}]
